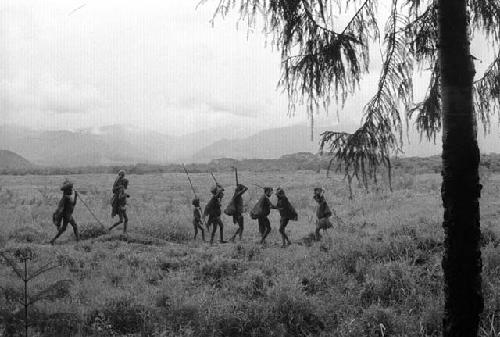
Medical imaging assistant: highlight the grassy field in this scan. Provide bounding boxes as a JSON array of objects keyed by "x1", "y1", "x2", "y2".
[{"x1": 1, "y1": 170, "x2": 500, "y2": 336}]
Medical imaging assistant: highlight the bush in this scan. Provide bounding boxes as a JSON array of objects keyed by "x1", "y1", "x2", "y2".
[
  {"x1": 139, "y1": 220, "x2": 191, "y2": 243},
  {"x1": 8, "y1": 226, "x2": 49, "y2": 244},
  {"x1": 359, "y1": 262, "x2": 415, "y2": 308},
  {"x1": 420, "y1": 306, "x2": 442, "y2": 337},
  {"x1": 38, "y1": 312, "x2": 81, "y2": 337},
  {"x1": 482, "y1": 244, "x2": 500, "y2": 277},
  {"x1": 242, "y1": 269, "x2": 268, "y2": 297},
  {"x1": 87, "y1": 297, "x2": 157, "y2": 335},
  {"x1": 272, "y1": 291, "x2": 325, "y2": 336},
  {"x1": 197, "y1": 258, "x2": 242, "y2": 286},
  {"x1": 79, "y1": 223, "x2": 108, "y2": 240},
  {"x1": 165, "y1": 303, "x2": 200, "y2": 332}
]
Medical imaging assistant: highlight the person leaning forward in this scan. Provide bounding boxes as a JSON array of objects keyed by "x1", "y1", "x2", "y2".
[
  {"x1": 250, "y1": 187, "x2": 275, "y2": 244},
  {"x1": 226, "y1": 184, "x2": 248, "y2": 242},
  {"x1": 50, "y1": 180, "x2": 79, "y2": 245},
  {"x1": 109, "y1": 180, "x2": 129, "y2": 233},
  {"x1": 276, "y1": 187, "x2": 297, "y2": 247},
  {"x1": 313, "y1": 187, "x2": 333, "y2": 241},
  {"x1": 204, "y1": 185, "x2": 227, "y2": 245},
  {"x1": 191, "y1": 198, "x2": 205, "y2": 241}
]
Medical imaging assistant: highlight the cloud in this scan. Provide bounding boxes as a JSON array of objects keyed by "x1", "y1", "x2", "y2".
[
  {"x1": 0, "y1": 73, "x2": 103, "y2": 115},
  {"x1": 174, "y1": 95, "x2": 265, "y2": 118}
]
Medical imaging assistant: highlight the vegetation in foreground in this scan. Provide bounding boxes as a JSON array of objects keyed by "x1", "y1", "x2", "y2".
[{"x1": 0, "y1": 170, "x2": 499, "y2": 336}]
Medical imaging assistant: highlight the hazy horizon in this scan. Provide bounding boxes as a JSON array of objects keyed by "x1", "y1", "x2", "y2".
[{"x1": 1, "y1": 0, "x2": 498, "y2": 158}]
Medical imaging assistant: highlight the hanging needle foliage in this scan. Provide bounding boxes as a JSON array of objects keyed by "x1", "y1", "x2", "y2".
[{"x1": 202, "y1": 0, "x2": 500, "y2": 192}]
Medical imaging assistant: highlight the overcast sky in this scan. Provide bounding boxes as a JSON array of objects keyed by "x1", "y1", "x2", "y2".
[{"x1": 0, "y1": 0, "x2": 496, "y2": 139}]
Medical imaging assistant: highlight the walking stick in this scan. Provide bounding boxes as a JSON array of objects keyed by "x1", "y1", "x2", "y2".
[
  {"x1": 182, "y1": 164, "x2": 198, "y2": 199},
  {"x1": 232, "y1": 166, "x2": 239, "y2": 186},
  {"x1": 330, "y1": 206, "x2": 346, "y2": 227},
  {"x1": 209, "y1": 171, "x2": 220, "y2": 186},
  {"x1": 75, "y1": 190, "x2": 106, "y2": 227},
  {"x1": 183, "y1": 164, "x2": 208, "y2": 228}
]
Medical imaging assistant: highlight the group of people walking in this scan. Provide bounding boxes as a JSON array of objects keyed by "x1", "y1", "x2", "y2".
[{"x1": 50, "y1": 170, "x2": 335, "y2": 246}]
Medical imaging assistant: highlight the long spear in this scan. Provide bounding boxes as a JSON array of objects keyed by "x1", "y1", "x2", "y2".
[
  {"x1": 232, "y1": 166, "x2": 239, "y2": 186},
  {"x1": 209, "y1": 171, "x2": 218, "y2": 185},
  {"x1": 183, "y1": 165, "x2": 207, "y2": 228},
  {"x1": 182, "y1": 164, "x2": 198, "y2": 199},
  {"x1": 74, "y1": 190, "x2": 106, "y2": 227}
]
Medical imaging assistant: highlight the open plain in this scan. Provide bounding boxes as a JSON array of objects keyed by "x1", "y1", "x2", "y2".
[{"x1": 1, "y1": 170, "x2": 500, "y2": 336}]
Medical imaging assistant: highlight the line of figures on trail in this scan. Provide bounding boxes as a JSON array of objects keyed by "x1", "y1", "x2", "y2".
[{"x1": 49, "y1": 170, "x2": 335, "y2": 247}]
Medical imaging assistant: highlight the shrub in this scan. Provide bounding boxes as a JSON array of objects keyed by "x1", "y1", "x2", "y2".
[
  {"x1": 197, "y1": 258, "x2": 242, "y2": 286},
  {"x1": 481, "y1": 227, "x2": 499, "y2": 247},
  {"x1": 359, "y1": 262, "x2": 415, "y2": 308},
  {"x1": 482, "y1": 244, "x2": 500, "y2": 277},
  {"x1": 38, "y1": 312, "x2": 81, "y2": 337},
  {"x1": 420, "y1": 306, "x2": 442, "y2": 337},
  {"x1": 79, "y1": 223, "x2": 108, "y2": 240},
  {"x1": 271, "y1": 291, "x2": 325, "y2": 336},
  {"x1": 87, "y1": 297, "x2": 157, "y2": 335},
  {"x1": 242, "y1": 269, "x2": 268, "y2": 297},
  {"x1": 8, "y1": 226, "x2": 49, "y2": 244},
  {"x1": 165, "y1": 303, "x2": 200, "y2": 332}
]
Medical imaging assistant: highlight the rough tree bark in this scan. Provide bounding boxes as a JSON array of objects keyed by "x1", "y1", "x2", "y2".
[{"x1": 439, "y1": 0, "x2": 483, "y2": 336}]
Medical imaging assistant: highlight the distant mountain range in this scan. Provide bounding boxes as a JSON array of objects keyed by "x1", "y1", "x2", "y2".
[
  {"x1": 192, "y1": 125, "x2": 335, "y2": 161},
  {"x1": 0, "y1": 150, "x2": 34, "y2": 170},
  {"x1": 0, "y1": 122, "x2": 499, "y2": 167}
]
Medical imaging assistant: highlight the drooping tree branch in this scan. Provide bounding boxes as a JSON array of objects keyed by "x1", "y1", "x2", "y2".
[
  {"x1": 409, "y1": 60, "x2": 441, "y2": 141},
  {"x1": 473, "y1": 52, "x2": 500, "y2": 132},
  {"x1": 319, "y1": 0, "x2": 412, "y2": 190}
]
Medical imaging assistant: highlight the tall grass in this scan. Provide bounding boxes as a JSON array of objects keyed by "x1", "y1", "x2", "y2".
[{"x1": 0, "y1": 171, "x2": 498, "y2": 336}]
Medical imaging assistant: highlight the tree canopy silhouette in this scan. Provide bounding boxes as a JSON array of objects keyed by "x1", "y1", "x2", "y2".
[
  {"x1": 204, "y1": 0, "x2": 498, "y2": 185},
  {"x1": 203, "y1": 0, "x2": 500, "y2": 335}
]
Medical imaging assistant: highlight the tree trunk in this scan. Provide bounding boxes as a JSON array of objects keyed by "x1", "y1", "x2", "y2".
[{"x1": 439, "y1": 1, "x2": 483, "y2": 336}]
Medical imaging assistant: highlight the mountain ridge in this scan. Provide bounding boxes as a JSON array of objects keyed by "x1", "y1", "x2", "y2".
[
  {"x1": 0, "y1": 150, "x2": 34, "y2": 170},
  {"x1": 1, "y1": 122, "x2": 499, "y2": 167}
]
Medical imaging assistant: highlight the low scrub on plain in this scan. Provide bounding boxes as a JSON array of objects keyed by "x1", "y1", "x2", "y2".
[{"x1": 0, "y1": 171, "x2": 499, "y2": 336}]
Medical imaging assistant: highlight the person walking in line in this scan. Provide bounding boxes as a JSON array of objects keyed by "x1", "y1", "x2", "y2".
[
  {"x1": 225, "y1": 184, "x2": 249, "y2": 242},
  {"x1": 204, "y1": 185, "x2": 226, "y2": 245},
  {"x1": 250, "y1": 187, "x2": 275, "y2": 244},
  {"x1": 50, "y1": 180, "x2": 80, "y2": 245},
  {"x1": 109, "y1": 178, "x2": 129, "y2": 234},
  {"x1": 191, "y1": 197, "x2": 205, "y2": 241},
  {"x1": 275, "y1": 187, "x2": 297, "y2": 247},
  {"x1": 313, "y1": 187, "x2": 332, "y2": 241}
]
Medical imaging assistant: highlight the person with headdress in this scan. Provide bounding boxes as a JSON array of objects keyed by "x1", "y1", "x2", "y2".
[
  {"x1": 225, "y1": 184, "x2": 248, "y2": 242},
  {"x1": 313, "y1": 187, "x2": 332, "y2": 240},
  {"x1": 191, "y1": 197, "x2": 205, "y2": 241},
  {"x1": 111, "y1": 170, "x2": 126, "y2": 216},
  {"x1": 275, "y1": 187, "x2": 297, "y2": 247},
  {"x1": 204, "y1": 184, "x2": 226, "y2": 244},
  {"x1": 50, "y1": 179, "x2": 79, "y2": 245},
  {"x1": 250, "y1": 187, "x2": 275, "y2": 244},
  {"x1": 110, "y1": 170, "x2": 130, "y2": 233}
]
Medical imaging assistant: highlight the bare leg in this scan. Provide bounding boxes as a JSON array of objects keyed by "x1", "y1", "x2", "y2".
[
  {"x1": 199, "y1": 224, "x2": 205, "y2": 241},
  {"x1": 219, "y1": 218, "x2": 227, "y2": 243},
  {"x1": 210, "y1": 218, "x2": 217, "y2": 245},
  {"x1": 315, "y1": 226, "x2": 322, "y2": 241},
  {"x1": 260, "y1": 217, "x2": 271, "y2": 244},
  {"x1": 109, "y1": 213, "x2": 124, "y2": 231},
  {"x1": 69, "y1": 218, "x2": 79, "y2": 241},
  {"x1": 231, "y1": 215, "x2": 243, "y2": 242},
  {"x1": 279, "y1": 218, "x2": 291, "y2": 247},
  {"x1": 50, "y1": 221, "x2": 68, "y2": 245},
  {"x1": 122, "y1": 211, "x2": 128, "y2": 234}
]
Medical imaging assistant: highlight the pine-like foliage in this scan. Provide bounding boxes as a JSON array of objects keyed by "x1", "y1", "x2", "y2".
[{"x1": 204, "y1": 0, "x2": 500, "y2": 188}]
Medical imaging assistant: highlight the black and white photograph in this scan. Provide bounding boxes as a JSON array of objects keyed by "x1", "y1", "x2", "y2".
[{"x1": 0, "y1": 0, "x2": 499, "y2": 336}]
